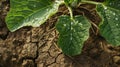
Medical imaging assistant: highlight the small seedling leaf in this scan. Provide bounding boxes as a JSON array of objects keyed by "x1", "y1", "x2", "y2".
[{"x1": 56, "y1": 15, "x2": 90, "y2": 56}]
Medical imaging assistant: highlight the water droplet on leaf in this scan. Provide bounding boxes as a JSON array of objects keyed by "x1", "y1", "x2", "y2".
[
  {"x1": 63, "y1": 24, "x2": 66, "y2": 26},
  {"x1": 115, "y1": 18, "x2": 118, "y2": 20}
]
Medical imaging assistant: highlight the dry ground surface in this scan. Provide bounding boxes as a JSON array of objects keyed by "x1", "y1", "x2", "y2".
[{"x1": 0, "y1": 0, "x2": 120, "y2": 67}]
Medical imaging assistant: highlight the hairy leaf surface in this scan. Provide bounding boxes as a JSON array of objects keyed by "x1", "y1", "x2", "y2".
[
  {"x1": 56, "y1": 15, "x2": 90, "y2": 56},
  {"x1": 96, "y1": 0, "x2": 120, "y2": 46},
  {"x1": 6, "y1": 0, "x2": 63, "y2": 32}
]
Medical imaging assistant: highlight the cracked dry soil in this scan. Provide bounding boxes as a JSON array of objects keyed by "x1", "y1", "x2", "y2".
[{"x1": 0, "y1": 0, "x2": 120, "y2": 67}]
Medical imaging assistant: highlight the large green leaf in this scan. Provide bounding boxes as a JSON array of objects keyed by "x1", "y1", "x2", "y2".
[
  {"x1": 96, "y1": 0, "x2": 120, "y2": 46},
  {"x1": 6, "y1": 0, "x2": 63, "y2": 32},
  {"x1": 56, "y1": 15, "x2": 90, "y2": 56}
]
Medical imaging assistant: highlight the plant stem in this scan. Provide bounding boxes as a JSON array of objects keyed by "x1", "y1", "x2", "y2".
[
  {"x1": 68, "y1": 6, "x2": 74, "y2": 20},
  {"x1": 81, "y1": 1, "x2": 100, "y2": 5},
  {"x1": 55, "y1": 0, "x2": 65, "y2": 5}
]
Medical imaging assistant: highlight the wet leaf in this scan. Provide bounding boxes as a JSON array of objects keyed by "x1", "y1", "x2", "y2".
[
  {"x1": 56, "y1": 15, "x2": 90, "y2": 56},
  {"x1": 96, "y1": 0, "x2": 120, "y2": 46},
  {"x1": 5, "y1": 0, "x2": 63, "y2": 32}
]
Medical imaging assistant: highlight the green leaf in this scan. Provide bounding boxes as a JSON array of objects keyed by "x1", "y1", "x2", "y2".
[
  {"x1": 56, "y1": 15, "x2": 90, "y2": 56},
  {"x1": 104, "y1": 0, "x2": 120, "y2": 10},
  {"x1": 6, "y1": 0, "x2": 63, "y2": 32},
  {"x1": 96, "y1": 0, "x2": 120, "y2": 46}
]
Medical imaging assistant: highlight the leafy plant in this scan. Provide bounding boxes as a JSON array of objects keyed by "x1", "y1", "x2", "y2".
[{"x1": 6, "y1": 0, "x2": 120, "y2": 56}]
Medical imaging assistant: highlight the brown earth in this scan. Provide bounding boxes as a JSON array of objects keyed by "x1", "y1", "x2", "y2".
[{"x1": 0, "y1": 0, "x2": 120, "y2": 67}]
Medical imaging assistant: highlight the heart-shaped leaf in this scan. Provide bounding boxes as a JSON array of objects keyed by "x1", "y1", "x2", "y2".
[{"x1": 56, "y1": 15, "x2": 90, "y2": 56}]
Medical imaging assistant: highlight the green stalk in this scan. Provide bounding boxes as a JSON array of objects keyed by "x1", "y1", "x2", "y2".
[
  {"x1": 81, "y1": 1, "x2": 100, "y2": 5},
  {"x1": 68, "y1": 6, "x2": 74, "y2": 20}
]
